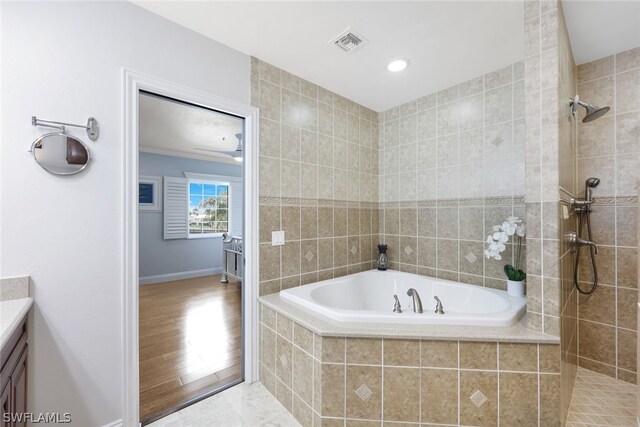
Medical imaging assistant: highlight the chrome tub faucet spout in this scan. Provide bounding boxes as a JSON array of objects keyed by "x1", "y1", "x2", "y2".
[{"x1": 407, "y1": 288, "x2": 423, "y2": 313}]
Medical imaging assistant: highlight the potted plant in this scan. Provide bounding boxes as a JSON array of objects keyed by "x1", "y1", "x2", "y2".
[{"x1": 484, "y1": 216, "x2": 526, "y2": 297}]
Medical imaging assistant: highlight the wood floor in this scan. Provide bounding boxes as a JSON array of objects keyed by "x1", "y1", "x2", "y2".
[{"x1": 139, "y1": 275, "x2": 242, "y2": 424}]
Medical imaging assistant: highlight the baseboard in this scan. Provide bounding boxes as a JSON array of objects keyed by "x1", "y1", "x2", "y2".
[
  {"x1": 101, "y1": 420, "x2": 123, "y2": 427},
  {"x1": 139, "y1": 268, "x2": 223, "y2": 285}
]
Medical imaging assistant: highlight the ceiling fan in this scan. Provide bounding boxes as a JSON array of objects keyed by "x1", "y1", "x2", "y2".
[{"x1": 193, "y1": 133, "x2": 243, "y2": 162}]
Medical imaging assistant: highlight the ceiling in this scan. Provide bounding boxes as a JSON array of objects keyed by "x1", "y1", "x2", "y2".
[
  {"x1": 563, "y1": 1, "x2": 640, "y2": 65},
  {"x1": 132, "y1": 1, "x2": 524, "y2": 111},
  {"x1": 132, "y1": 1, "x2": 638, "y2": 112},
  {"x1": 139, "y1": 92, "x2": 244, "y2": 164}
]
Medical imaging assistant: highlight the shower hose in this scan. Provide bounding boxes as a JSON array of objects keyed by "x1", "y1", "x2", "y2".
[{"x1": 573, "y1": 208, "x2": 599, "y2": 294}]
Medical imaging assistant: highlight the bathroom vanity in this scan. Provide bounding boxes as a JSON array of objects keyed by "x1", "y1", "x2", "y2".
[
  {"x1": 1, "y1": 315, "x2": 28, "y2": 427},
  {"x1": 0, "y1": 277, "x2": 32, "y2": 427}
]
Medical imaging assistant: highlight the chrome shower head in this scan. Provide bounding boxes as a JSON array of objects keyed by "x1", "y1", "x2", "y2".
[
  {"x1": 582, "y1": 104, "x2": 610, "y2": 122},
  {"x1": 570, "y1": 96, "x2": 610, "y2": 123}
]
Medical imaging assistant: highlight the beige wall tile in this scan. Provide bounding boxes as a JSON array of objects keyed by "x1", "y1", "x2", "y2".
[
  {"x1": 277, "y1": 313, "x2": 293, "y2": 340},
  {"x1": 346, "y1": 365, "x2": 382, "y2": 420},
  {"x1": 578, "y1": 284, "x2": 615, "y2": 325},
  {"x1": 383, "y1": 367, "x2": 420, "y2": 422},
  {"x1": 616, "y1": 69, "x2": 640, "y2": 114},
  {"x1": 617, "y1": 287, "x2": 638, "y2": 330},
  {"x1": 499, "y1": 373, "x2": 538, "y2": 425},
  {"x1": 294, "y1": 323, "x2": 314, "y2": 354},
  {"x1": 578, "y1": 320, "x2": 616, "y2": 365},
  {"x1": 276, "y1": 335, "x2": 293, "y2": 387},
  {"x1": 321, "y1": 363, "x2": 345, "y2": 417},
  {"x1": 347, "y1": 338, "x2": 382, "y2": 365},
  {"x1": 293, "y1": 347, "x2": 314, "y2": 405},
  {"x1": 383, "y1": 339, "x2": 420, "y2": 367},
  {"x1": 539, "y1": 344, "x2": 561, "y2": 373},
  {"x1": 459, "y1": 370, "x2": 497, "y2": 426},
  {"x1": 421, "y1": 368, "x2": 458, "y2": 425},
  {"x1": 459, "y1": 342, "x2": 497, "y2": 370},
  {"x1": 540, "y1": 374, "x2": 561, "y2": 427},
  {"x1": 421, "y1": 340, "x2": 457, "y2": 368},
  {"x1": 499, "y1": 343, "x2": 538, "y2": 372},
  {"x1": 293, "y1": 394, "x2": 313, "y2": 427},
  {"x1": 617, "y1": 328, "x2": 637, "y2": 372}
]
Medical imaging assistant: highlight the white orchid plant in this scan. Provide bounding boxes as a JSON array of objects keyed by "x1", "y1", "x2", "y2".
[{"x1": 485, "y1": 216, "x2": 526, "y2": 282}]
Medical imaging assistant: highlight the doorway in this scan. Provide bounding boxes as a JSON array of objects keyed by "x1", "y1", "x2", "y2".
[
  {"x1": 137, "y1": 91, "x2": 246, "y2": 423},
  {"x1": 123, "y1": 70, "x2": 259, "y2": 427}
]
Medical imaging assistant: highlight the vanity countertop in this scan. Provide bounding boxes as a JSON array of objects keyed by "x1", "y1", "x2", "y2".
[
  {"x1": 259, "y1": 293, "x2": 560, "y2": 344},
  {"x1": 0, "y1": 298, "x2": 33, "y2": 349}
]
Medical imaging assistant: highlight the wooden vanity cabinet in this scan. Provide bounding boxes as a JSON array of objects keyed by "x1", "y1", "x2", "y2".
[{"x1": 0, "y1": 318, "x2": 28, "y2": 427}]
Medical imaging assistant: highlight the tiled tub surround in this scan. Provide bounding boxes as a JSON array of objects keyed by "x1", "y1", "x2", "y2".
[
  {"x1": 252, "y1": 58, "x2": 380, "y2": 297},
  {"x1": 258, "y1": 300, "x2": 561, "y2": 427},
  {"x1": 377, "y1": 62, "x2": 526, "y2": 290},
  {"x1": 573, "y1": 47, "x2": 640, "y2": 384}
]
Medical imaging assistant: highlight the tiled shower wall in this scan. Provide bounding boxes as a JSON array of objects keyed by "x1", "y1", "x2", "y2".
[
  {"x1": 251, "y1": 58, "x2": 380, "y2": 297},
  {"x1": 377, "y1": 63, "x2": 526, "y2": 289},
  {"x1": 574, "y1": 47, "x2": 640, "y2": 384},
  {"x1": 523, "y1": 0, "x2": 577, "y2": 420}
]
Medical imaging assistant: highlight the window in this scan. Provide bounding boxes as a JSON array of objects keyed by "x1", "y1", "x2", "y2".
[{"x1": 188, "y1": 180, "x2": 229, "y2": 237}]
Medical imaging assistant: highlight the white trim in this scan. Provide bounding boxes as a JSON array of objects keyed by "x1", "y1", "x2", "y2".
[
  {"x1": 183, "y1": 172, "x2": 242, "y2": 184},
  {"x1": 123, "y1": 69, "x2": 259, "y2": 427},
  {"x1": 140, "y1": 144, "x2": 240, "y2": 165},
  {"x1": 138, "y1": 268, "x2": 223, "y2": 285},
  {"x1": 101, "y1": 420, "x2": 123, "y2": 427}
]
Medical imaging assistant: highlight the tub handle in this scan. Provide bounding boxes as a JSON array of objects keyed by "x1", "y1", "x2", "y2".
[
  {"x1": 434, "y1": 296, "x2": 444, "y2": 314},
  {"x1": 393, "y1": 294, "x2": 402, "y2": 313}
]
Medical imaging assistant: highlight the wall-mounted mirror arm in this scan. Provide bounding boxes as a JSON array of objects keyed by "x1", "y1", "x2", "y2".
[{"x1": 32, "y1": 116, "x2": 100, "y2": 141}]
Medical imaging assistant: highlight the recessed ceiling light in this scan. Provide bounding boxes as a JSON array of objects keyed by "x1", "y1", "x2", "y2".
[{"x1": 388, "y1": 59, "x2": 408, "y2": 72}]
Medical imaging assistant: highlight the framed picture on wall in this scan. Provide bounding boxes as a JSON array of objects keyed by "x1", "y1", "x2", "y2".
[{"x1": 139, "y1": 175, "x2": 162, "y2": 212}]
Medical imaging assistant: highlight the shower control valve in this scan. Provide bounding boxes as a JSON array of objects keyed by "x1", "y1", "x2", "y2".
[{"x1": 566, "y1": 231, "x2": 599, "y2": 255}]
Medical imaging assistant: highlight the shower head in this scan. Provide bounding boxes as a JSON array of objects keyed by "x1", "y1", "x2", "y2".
[
  {"x1": 584, "y1": 177, "x2": 600, "y2": 202},
  {"x1": 585, "y1": 177, "x2": 600, "y2": 188},
  {"x1": 582, "y1": 104, "x2": 610, "y2": 122},
  {"x1": 570, "y1": 96, "x2": 610, "y2": 123}
]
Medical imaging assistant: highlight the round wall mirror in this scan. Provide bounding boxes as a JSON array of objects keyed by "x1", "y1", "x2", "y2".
[{"x1": 30, "y1": 133, "x2": 91, "y2": 175}]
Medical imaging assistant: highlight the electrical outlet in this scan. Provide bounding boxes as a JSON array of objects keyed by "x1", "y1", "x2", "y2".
[{"x1": 272, "y1": 231, "x2": 285, "y2": 246}]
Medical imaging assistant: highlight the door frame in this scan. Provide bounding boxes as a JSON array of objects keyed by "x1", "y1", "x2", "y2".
[{"x1": 122, "y1": 69, "x2": 259, "y2": 426}]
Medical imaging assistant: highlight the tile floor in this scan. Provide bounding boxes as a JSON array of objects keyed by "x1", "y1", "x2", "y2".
[
  {"x1": 147, "y1": 381, "x2": 301, "y2": 427},
  {"x1": 567, "y1": 367, "x2": 637, "y2": 426}
]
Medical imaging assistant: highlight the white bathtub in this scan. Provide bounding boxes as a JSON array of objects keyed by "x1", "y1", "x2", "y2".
[{"x1": 280, "y1": 270, "x2": 527, "y2": 327}]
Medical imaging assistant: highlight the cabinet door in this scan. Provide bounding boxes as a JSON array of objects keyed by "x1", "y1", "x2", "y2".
[
  {"x1": 10, "y1": 349, "x2": 27, "y2": 427},
  {"x1": 0, "y1": 382, "x2": 10, "y2": 427}
]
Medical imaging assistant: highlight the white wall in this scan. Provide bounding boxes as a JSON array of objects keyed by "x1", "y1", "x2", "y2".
[
  {"x1": 139, "y1": 153, "x2": 242, "y2": 283},
  {"x1": 0, "y1": 2, "x2": 250, "y2": 425}
]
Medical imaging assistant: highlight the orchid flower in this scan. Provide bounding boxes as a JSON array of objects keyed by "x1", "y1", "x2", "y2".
[{"x1": 484, "y1": 216, "x2": 526, "y2": 281}]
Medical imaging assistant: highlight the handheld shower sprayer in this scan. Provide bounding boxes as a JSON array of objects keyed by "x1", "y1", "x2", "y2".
[
  {"x1": 584, "y1": 177, "x2": 600, "y2": 204},
  {"x1": 571, "y1": 177, "x2": 601, "y2": 294}
]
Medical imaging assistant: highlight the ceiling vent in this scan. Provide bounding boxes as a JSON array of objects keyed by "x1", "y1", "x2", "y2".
[{"x1": 331, "y1": 29, "x2": 368, "y2": 53}]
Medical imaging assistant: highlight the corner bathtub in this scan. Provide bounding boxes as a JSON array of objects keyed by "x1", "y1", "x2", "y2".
[{"x1": 280, "y1": 270, "x2": 526, "y2": 327}]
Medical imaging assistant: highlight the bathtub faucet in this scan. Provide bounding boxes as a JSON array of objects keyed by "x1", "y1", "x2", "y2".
[
  {"x1": 406, "y1": 288, "x2": 423, "y2": 313},
  {"x1": 392, "y1": 295, "x2": 402, "y2": 313}
]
